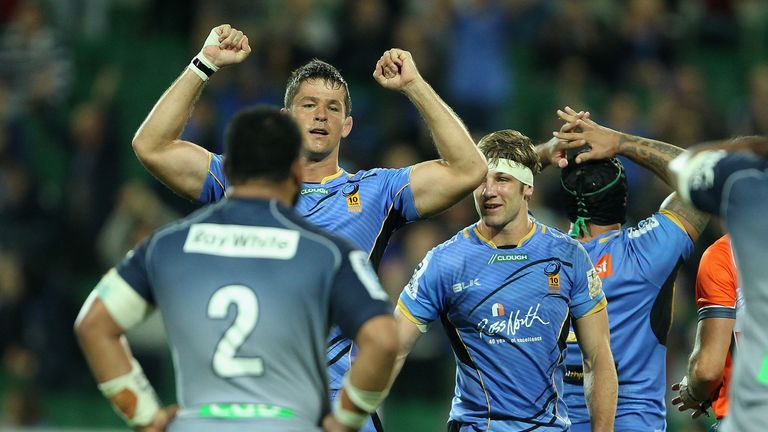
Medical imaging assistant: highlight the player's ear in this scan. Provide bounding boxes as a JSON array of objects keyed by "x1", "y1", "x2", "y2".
[
  {"x1": 524, "y1": 185, "x2": 534, "y2": 200},
  {"x1": 341, "y1": 116, "x2": 353, "y2": 138}
]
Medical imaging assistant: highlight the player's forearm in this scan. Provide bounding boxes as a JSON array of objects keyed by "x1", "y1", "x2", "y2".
[
  {"x1": 616, "y1": 133, "x2": 683, "y2": 187},
  {"x1": 687, "y1": 348, "x2": 724, "y2": 401},
  {"x1": 583, "y1": 347, "x2": 617, "y2": 431},
  {"x1": 132, "y1": 69, "x2": 206, "y2": 158},
  {"x1": 75, "y1": 326, "x2": 133, "y2": 383},
  {"x1": 403, "y1": 79, "x2": 485, "y2": 177}
]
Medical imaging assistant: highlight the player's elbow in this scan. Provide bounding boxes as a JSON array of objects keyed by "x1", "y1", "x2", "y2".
[
  {"x1": 692, "y1": 360, "x2": 724, "y2": 388},
  {"x1": 73, "y1": 308, "x2": 98, "y2": 346},
  {"x1": 131, "y1": 134, "x2": 153, "y2": 164},
  {"x1": 357, "y1": 316, "x2": 399, "y2": 363},
  {"x1": 459, "y1": 154, "x2": 488, "y2": 190}
]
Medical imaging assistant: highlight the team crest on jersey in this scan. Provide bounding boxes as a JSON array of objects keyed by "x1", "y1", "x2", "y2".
[
  {"x1": 595, "y1": 254, "x2": 612, "y2": 279},
  {"x1": 491, "y1": 303, "x2": 505, "y2": 316},
  {"x1": 545, "y1": 261, "x2": 561, "y2": 293},
  {"x1": 342, "y1": 183, "x2": 362, "y2": 213},
  {"x1": 587, "y1": 267, "x2": 603, "y2": 299}
]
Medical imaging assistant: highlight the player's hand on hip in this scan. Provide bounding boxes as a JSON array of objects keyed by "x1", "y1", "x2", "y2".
[
  {"x1": 373, "y1": 48, "x2": 423, "y2": 92},
  {"x1": 553, "y1": 106, "x2": 620, "y2": 164},
  {"x1": 136, "y1": 405, "x2": 179, "y2": 432},
  {"x1": 322, "y1": 414, "x2": 358, "y2": 432},
  {"x1": 200, "y1": 24, "x2": 252, "y2": 68},
  {"x1": 670, "y1": 378, "x2": 709, "y2": 419}
]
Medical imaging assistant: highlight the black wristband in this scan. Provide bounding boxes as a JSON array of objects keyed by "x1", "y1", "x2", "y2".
[{"x1": 192, "y1": 57, "x2": 215, "y2": 78}]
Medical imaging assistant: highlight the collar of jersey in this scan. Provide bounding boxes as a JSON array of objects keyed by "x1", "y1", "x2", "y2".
[
  {"x1": 469, "y1": 220, "x2": 539, "y2": 249},
  {"x1": 589, "y1": 229, "x2": 622, "y2": 245},
  {"x1": 317, "y1": 169, "x2": 347, "y2": 185}
]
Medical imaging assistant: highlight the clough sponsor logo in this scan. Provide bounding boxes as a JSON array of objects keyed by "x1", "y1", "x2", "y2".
[
  {"x1": 184, "y1": 224, "x2": 299, "y2": 259},
  {"x1": 300, "y1": 187, "x2": 329, "y2": 195},
  {"x1": 476, "y1": 303, "x2": 550, "y2": 342},
  {"x1": 488, "y1": 253, "x2": 528, "y2": 264}
]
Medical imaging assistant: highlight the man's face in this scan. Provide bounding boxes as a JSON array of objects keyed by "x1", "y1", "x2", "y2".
[
  {"x1": 473, "y1": 170, "x2": 532, "y2": 229},
  {"x1": 288, "y1": 79, "x2": 352, "y2": 160}
]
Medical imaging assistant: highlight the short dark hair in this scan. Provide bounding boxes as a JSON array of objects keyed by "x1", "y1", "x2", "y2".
[
  {"x1": 284, "y1": 59, "x2": 351, "y2": 117},
  {"x1": 223, "y1": 106, "x2": 302, "y2": 184},
  {"x1": 477, "y1": 130, "x2": 542, "y2": 175}
]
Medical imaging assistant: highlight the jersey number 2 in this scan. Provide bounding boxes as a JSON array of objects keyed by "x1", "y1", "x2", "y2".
[{"x1": 208, "y1": 285, "x2": 264, "y2": 377}]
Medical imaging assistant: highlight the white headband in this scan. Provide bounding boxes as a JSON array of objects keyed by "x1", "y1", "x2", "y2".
[{"x1": 488, "y1": 158, "x2": 534, "y2": 186}]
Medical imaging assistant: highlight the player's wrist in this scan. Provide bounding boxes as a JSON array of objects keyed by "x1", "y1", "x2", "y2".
[
  {"x1": 98, "y1": 359, "x2": 161, "y2": 427},
  {"x1": 188, "y1": 29, "x2": 222, "y2": 81},
  {"x1": 333, "y1": 396, "x2": 368, "y2": 430}
]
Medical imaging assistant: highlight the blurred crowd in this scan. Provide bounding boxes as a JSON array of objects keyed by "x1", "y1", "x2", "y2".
[{"x1": 1, "y1": 0, "x2": 767, "y2": 430}]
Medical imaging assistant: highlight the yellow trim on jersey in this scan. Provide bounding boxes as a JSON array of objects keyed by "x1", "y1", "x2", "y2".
[
  {"x1": 367, "y1": 183, "x2": 411, "y2": 262},
  {"x1": 598, "y1": 231, "x2": 621, "y2": 244},
  {"x1": 462, "y1": 228, "x2": 470, "y2": 238},
  {"x1": 320, "y1": 169, "x2": 345, "y2": 184},
  {"x1": 659, "y1": 209, "x2": 686, "y2": 234},
  {"x1": 206, "y1": 151, "x2": 227, "y2": 197},
  {"x1": 396, "y1": 299, "x2": 426, "y2": 327},
  {"x1": 450, "y1": 317, "x2": 492, "y2": 432},
  {"x1": 541, "y1": 225, "x2": 547, "y2": 235},
  {"x1": 581, "y1": 297, "x2": 608, "y2": 318},
  {"x1": 566, "y1": 331, "x2": 578, "y2": 343},
  {"x1": 517, "y1": 222, "x2": 537, "y2": 247},
  {"x1": 473, "y1": 227, "x2": 497, "y2": 248}
]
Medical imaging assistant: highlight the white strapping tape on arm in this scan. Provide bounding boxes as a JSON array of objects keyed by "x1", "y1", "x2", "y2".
[
  {"x1": 96, "y1": 268, "x2": 153, "y2": 330},
  {"x1": 341, "y1": 374, "x2": 388, "y2": 413},
  {"x1": 333, "y1": 397, "x2": 368, "y2": 429},
  {"x1": 188, "y1": 28, "x2": 221, "y2": 81},
  {"x1": 97, "y1": 359, "x2": 160, "y2": 427}
]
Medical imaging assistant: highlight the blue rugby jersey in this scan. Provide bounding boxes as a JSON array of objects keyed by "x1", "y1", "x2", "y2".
[
  {"x1": 564, "y1": 211, "x2": 693, "y2": 432},
  {"x1": 398, "y1": 221, "x2": 606, "y2": 431},
  {"x1": 201, "y1": 153, "x2": 419, "y2": 394}
]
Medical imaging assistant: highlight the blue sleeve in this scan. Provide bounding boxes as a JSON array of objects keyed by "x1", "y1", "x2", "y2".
[
  {"x1": 626, "y1": 212, "x2": 693, "y2": 287},
  {"x1": 397, "y1": 249, "x2": 446, "y2": 326},
  {"x1": 329, "y1": 247, "x2": 392, "y2": 340},
  {"x1": 568, "y1": 243, "x2": 606, "y2": 319},
  {"x1": 115, "y1": 239, "x2": 154, "y2": 304},
  {"x1": 198, "y1": 153, "x2": 229, "y2": 204},
  {"x1": 376, "y1": 167, "x2": 420, "y2": 222},
  {"x1": 684, "y1": 151, "x2": 768, "y2": 216}
]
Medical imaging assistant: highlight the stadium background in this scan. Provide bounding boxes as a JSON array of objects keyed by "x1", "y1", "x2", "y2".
[{"x1": 1, "y1": 0, "x2": 766, "y2": 430}]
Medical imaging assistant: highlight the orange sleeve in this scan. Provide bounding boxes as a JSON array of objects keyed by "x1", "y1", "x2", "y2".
[{"x1": 696, "y1": 236, "x2": 737, "y2": 320}]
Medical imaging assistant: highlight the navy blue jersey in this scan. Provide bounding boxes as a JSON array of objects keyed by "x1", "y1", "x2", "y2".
[
  {"x1": 677, "y1": 150, "x2": 768, "y2": 432},
  {"x1": 398, "y1": 221, "x2": 606, "y2": 431},
  {"x1": 99, "y1": 198, "x2": 391, "y2": 432},
  {"x1": 201, "y1": 153, "x2": 418, "y2": 395}
]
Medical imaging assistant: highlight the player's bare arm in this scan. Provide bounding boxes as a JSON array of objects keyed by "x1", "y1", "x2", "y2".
[
  {"x1": 672, "y1": 317, "x2": 734, "y2": 418},
  {"x1": 573, "y1": 308, "x2": 617, "y2": 432},
  {"x1": 373, "y1": 48, "x2": 486, "y2": 218},
  {"x1": 75, "y1": 296, "x2": 177, "y2": 431},
  {"x1": 386, "y1": 306, "x2": 425, "y2": 388},
  {"x1": 554, "y1": 107, "x2": 709, "y2": 240},
  {"x1": 132, "y1": 24, "x2": 251, "y2": 200},
  {"x1": 331, "y1": 315, "x2": 398, "y2": 432}
]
